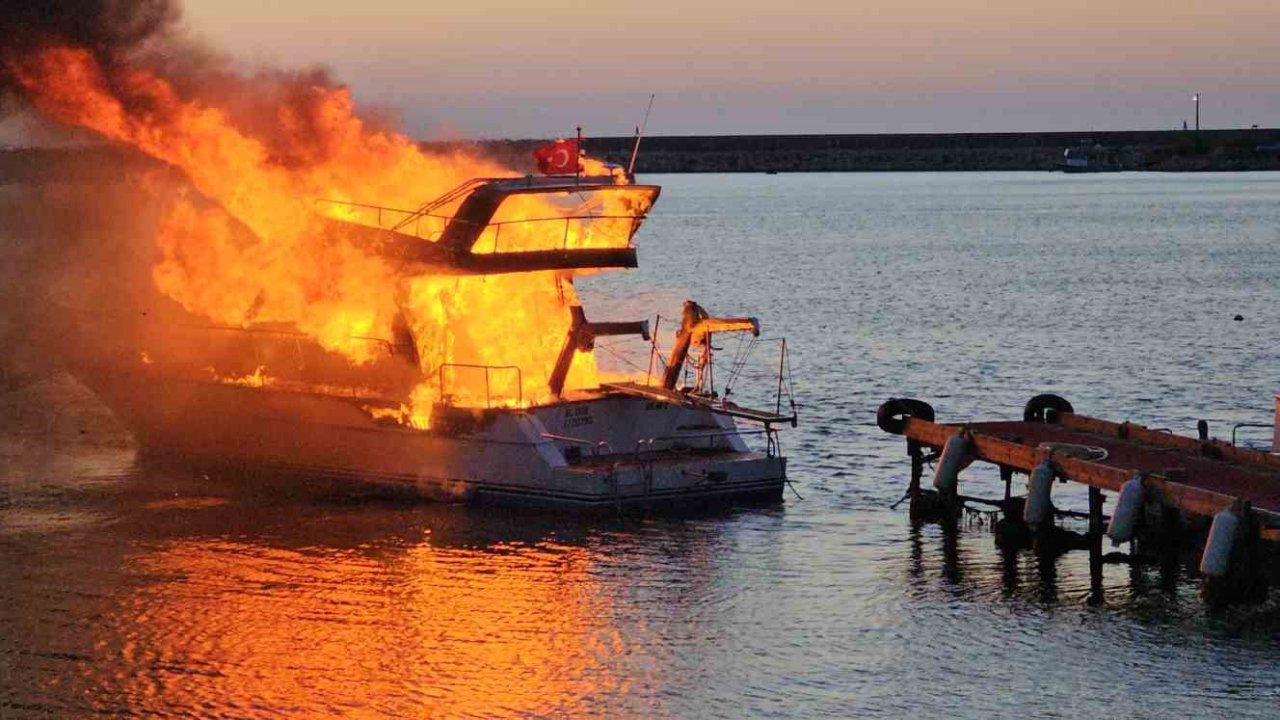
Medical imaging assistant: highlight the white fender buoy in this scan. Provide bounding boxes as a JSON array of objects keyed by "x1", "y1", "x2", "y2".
[
  {"x1": 1199, "y1": 508, "x2": 1240, "y2": 578},
  {"x1": 1106, "y1": 475, "x2": 1145, "y2": 544},
  {"x1": 1023, "y1": 459, "x2": 1054, "y2": 526},
  {"x1": 932, "y1": 433, "x2": 968, "y2": 494}
]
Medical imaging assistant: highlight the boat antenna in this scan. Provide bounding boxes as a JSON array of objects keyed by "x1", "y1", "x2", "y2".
[
  {"x1": 627, "y1": 93, "x2": 656, "y2": 178},
  {"x1": 576, "y1": 125, "x2": 583, "y2": 182}
]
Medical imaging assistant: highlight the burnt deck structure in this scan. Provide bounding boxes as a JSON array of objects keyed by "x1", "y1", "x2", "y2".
[
  {"x1": 319, "y1": 175, "x2": 659, "y2": 275},
  {"x1": 878, "y1": 395, "x2": 1280, "y2": 605}
]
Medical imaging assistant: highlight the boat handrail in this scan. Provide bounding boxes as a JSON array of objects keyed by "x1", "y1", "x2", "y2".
[
  {"x1": 539, "y1": 433, "x2": 613, "y2": 457},
  {"x1": 633, "y1": 428, "x2": 769, "y2": 458},
  {"x1": 314, "y1": 199, "x2": 452, "y2": 241},
  {"x1": 393, "y1": 177, "x2": 498, "y2": 230},
  {"x1": 437, "y1": 363, "x2": 523, "y2": 409},
  {"x1": 52, "y1": 303, "x2": 399, "y2": 357},
  {"x1": 446, "y1": 212, "x2": 646, "y2": 229},
  {"x1": 316, "y1": 201, "x2": 647, "y2": 250},
  {"x1": 386, "y1": 174, "x2": 629, "y2": 235},
  {"x1": 478, "y1": 213, "x2": 641, "y2": 254}
]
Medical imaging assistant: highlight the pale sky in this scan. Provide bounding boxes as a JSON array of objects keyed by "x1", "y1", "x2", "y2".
[{"x1": 183, "y1": 0, "x2": 1280, "y2": 138}]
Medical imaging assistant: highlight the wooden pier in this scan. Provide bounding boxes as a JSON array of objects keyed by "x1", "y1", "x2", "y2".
[{"x1": 878, "y1": 395, "x2": 1280, "y2": 605}]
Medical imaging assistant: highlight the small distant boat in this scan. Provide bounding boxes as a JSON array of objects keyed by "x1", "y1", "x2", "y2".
[
  {"x1": 1058, "y1": 140, "x2": 1119, "y2": 173},
  {"x1": 1060, "y1": 146, "x2": 1092, "y2": 173}
]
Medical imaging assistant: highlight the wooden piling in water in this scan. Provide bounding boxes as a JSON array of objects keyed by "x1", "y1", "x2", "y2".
[{"x1": 1088, "y1": 487, "x2": 1105, "y2": 605}]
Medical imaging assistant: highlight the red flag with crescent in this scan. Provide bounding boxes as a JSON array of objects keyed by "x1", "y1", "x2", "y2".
[{"x1": 532, "y1": 138, "x2": 580, "y2": 175}]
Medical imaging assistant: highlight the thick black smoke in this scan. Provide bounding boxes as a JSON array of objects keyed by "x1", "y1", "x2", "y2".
[
  {"x1": 0, "y1": 0, "x2": 365, "y2": 166},
  {"x1": 0, "y1": 0, "x2": 179, "y2": 90}
]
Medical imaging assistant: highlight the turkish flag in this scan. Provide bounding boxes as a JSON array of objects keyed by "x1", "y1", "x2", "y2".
[{"x1": 532, "y1": 139, "x2": 580, "y2": 175}]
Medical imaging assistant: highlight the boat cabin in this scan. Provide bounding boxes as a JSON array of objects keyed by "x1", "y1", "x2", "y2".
[{"x1": 322, "y1": 175, "x2": 661, "y2": 275}]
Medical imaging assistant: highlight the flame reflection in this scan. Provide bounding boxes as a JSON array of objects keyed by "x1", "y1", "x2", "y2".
[{"x1": 99, "y1": 527, "x2": 631, "y2": 715}]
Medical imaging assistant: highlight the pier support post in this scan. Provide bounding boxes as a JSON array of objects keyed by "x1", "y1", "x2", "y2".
[
  {"x1": 907, "y1": 440, "x2": 959, "y2": 523},
  {"x1": 1136, "y1": 497, "x2": 1183, "y2": 593},
  {"x1": 995, "y1": 466, "x2": 1029, "y2": 550},
  {"x1": 1137, "y1": 492, "x2": 1180, "y2": 558},
  {"x1": 908, "y1": 440, "x2": 923, "y2": 503},
  {"x1": 1088, "y1": 486, "x2": 1105, "y2": 606}
]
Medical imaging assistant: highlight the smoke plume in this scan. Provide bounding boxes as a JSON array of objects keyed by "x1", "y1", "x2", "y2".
[{"x1": 0, "y1": 0, "x2": 178, "y2": 84}]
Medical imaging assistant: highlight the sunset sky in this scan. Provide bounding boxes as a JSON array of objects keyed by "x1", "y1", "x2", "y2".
[{"x1": 185, "y1": 0, "x2": 1279, "y2": 138}]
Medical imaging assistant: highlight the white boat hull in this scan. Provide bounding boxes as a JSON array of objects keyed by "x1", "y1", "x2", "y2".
[{"x1": 73, "y1": 366, "x2": 787, "y2": 510}]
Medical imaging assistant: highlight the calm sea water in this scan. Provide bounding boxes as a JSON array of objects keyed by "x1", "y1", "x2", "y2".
[{"x1": 5, "y1": 171, "x2": 1280, "y2": 717}]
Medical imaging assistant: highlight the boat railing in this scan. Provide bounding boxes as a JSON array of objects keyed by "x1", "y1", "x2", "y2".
[
  {"x1": 54, "y1": 303, "x2": 400, "y2": 360},
  {"x1": 315, "y1": 178, "x2": 500, "y2": 239},
  {"x1": 437, "y1": 363, "x2": 523, "y2": 409},
  {"x1": 392, "y1": 174, "x2": 646, "y2": 233},
  {"x1": 314, "y1": 199, "x2": 452, "y2": 242},
  {"x1": 475, "y1": 213, "x2": 643, "y2": 254},
  {"x1": 314, "y1": 201, "x2": 645, "y2": 251},
  {"x1": 633, "y1": 428, "x2": 773, "y2": 459},
  {"x1": 174, "y1": 325, "x2": 399, "y2": 367},
  {"x1": 193, "y1": 324, "x2": 396, "y2": 355},
  {"x1": 539, "y1": 433, "x2": 614, "y2": 457},
  {"x1": 393, "y1": 177, "x2": 497, "y2": 231}
]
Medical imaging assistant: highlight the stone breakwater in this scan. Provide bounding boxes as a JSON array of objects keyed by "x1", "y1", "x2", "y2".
[
  {"x1": 440, "y1": 129, "x2": 1280, "y2": 174},
  {"x1": 5, "y1": 129, "x2": 1279, "y2": 185}
]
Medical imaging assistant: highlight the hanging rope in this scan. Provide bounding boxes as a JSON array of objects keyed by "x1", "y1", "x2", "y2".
[
  {"x1": 593, "y1": 341, "x2": 652, "y2": 375},
  {"x1": 783, "y1": 340, "x2": 798, "y2": 415},
  {"x1": 722, "y1": 334, "x2": 758, "y2": 399}
]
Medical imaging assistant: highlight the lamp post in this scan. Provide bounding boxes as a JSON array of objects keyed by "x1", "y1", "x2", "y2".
[{"x1": 1193, "y1": 93, "x2": 1200, "y2": 131}]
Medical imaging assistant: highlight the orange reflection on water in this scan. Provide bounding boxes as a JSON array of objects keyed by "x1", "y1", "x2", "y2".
[{"x1": 107, "y1": 534, "x2": 626, "y2": 716}]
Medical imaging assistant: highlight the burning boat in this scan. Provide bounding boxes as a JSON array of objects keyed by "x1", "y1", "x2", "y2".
[
  {"x1": 1, "y1": 38, "x2": 795, "y2": 509},
  {"x1": 54, "y1": 169, "x2": 797, "y2": 509}
]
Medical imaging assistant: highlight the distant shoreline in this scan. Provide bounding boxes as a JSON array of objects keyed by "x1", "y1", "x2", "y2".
[
  {"x1": 3, "y1": 128, "x2": 1279, "y2": 186},
  {"x1": 433, "y1": 129, "x2": 1280, "y2": 174}
]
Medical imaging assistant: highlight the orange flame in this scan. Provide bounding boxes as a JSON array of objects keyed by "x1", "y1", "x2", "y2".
[{"x1": 6, "y1": 46, "x2": 644, "y2": 417}]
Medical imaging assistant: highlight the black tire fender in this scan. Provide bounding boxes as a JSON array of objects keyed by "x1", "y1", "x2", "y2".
[
  {"x1": 877, "y1": 398, "x2": 935, "y2": 435},
  {"x1": 1023, "y1": 394, "x2": 1074, "y2": 423}
]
